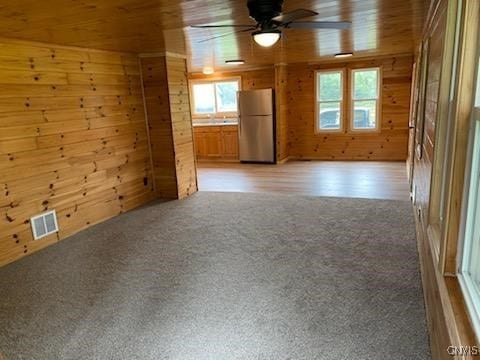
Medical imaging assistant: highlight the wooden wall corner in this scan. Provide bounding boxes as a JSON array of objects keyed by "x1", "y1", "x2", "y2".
[{"x1": 140, "y1": 55, "x2": 197, "y2": 200}]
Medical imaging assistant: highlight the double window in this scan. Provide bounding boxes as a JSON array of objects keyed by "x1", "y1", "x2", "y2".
[
  {"x1": 190, "y1": 79, "x2": 240, "y2": 117},
  {"x1": 315, "y1": 68, "x2": 380, "y2": 132}
]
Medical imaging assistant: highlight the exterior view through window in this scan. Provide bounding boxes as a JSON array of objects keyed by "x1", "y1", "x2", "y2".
[
  {"x1": 192, "y1": 83, "x2": 215, "y2": 114},
  {"x1": 191, "y1": 79, "x2": 239, "y2": 116},
  {"x1": 352, "y1": 68, "x2": 380, "y2": 130},
  {"x1": 316, "y1": 70, "x2": 343, "y2": 131}
]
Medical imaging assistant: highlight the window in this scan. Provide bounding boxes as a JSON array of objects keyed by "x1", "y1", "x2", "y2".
[
  {"x1": 192, "y1": 83, "x2": 215, "y2": 114},
  {"x1": 215, "y1": 82, "x2": 238, "y2": 112},
  {"x1": 459, "y1": 110, "x2": 480, "y2": 335},
  {"x1": 191, "y1": 79, "x2": 240, "y2": 117},
  {"x1": 459, "y1": 61, "x2": 480, "y2": 337},
  {"x1": 351, "y1": 68, "x2": 380, "y2": 131},
  {"x1": 315, "y1": 68, "x2": 381, "y2": 132},
  {"x1": 315, "y1": 70, "x2": 344, "y2": 131}
]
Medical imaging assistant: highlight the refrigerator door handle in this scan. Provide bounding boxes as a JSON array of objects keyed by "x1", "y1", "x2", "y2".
[{"x1": 238, "y1": 115, "x2": 241, "y2": 134}]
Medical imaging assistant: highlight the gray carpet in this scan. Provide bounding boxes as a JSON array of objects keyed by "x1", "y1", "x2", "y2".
[{"x1": 0, "y1": 192, "x2": 430, "y2": 360}]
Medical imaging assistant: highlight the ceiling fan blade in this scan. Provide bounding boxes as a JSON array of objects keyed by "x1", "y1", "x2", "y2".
[
  {"x1": 271, "y1": 9, "x2": 318, "y2": 24},
  {"x1": 196, "y1": 28, "x2": 256, "y2": 43},
  {"x1": 191, "y1": 24, "x2": 255, "y2": 29},
  {"x1": 286, "y1": 21, "x2": 351, "y2": 30}
]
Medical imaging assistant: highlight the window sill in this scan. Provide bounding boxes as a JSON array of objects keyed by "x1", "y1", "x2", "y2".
[{"x1": 415, "y1": 208, "x2": 478, "y2": 356}]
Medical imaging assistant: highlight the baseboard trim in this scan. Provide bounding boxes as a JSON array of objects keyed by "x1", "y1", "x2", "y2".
[{"x1": 276, "y1": 156, "x2": 290, "y2": 164}]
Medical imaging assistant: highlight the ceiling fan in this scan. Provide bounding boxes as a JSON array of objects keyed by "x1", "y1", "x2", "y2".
[{"x1": 190, "y1": 0, "x2": 351, "y2": 47}]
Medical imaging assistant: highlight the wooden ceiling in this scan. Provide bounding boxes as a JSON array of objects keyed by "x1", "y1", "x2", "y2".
[{"x1": 0, "y1": 0, "x2": 429, "y2": 71}]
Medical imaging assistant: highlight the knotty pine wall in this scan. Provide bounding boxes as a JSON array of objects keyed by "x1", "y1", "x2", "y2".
[
  {"x1": 190, "y1": 58, "x2": 412, "y2": 162},
  {"x1": 413, "y1": 10, "x2": 445, "y2": 223},
  {"x1": 288, "y1": 55, "x2": 413, "y2": 160},
  {"x1": 275, "y1": 64, "x2": 290, "y2": 162},
  {"x1": 410, "y1": 0, "x2": 480, "y2": 357},
  {"x1": 189, "y1": 67, "x2": 275, "y2": 91},
  {"x1": 0, "y1": 39, "x2": 155, "y2": 266},
  {"x1": 189, "y1": 67, "x2": 289, "y2": 160},
  {"x1": 141, "y1": 55, "x2": 197, "y2": 199}
]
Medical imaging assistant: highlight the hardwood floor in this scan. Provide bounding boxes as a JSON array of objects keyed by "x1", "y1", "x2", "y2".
[{"x1": 197, "y1": 161, "x2": 410, "y2": 201}]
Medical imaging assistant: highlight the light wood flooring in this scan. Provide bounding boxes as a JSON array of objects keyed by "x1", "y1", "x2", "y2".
[{"x1": 197, "y1": 161, "x2": 410, "y2": 201}]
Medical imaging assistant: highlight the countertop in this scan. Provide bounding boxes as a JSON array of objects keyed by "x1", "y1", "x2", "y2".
[{"x1": 193, "y1": 121, "x2": 238, "y2": 127}]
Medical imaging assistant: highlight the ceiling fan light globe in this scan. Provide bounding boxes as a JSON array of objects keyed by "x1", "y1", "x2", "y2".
[{"x1": 252, "y1": 31, "x2": 281, "y2": 47}]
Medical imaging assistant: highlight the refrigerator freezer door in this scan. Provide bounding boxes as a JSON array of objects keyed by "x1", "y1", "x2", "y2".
[
  {"x1": 238, "y1": 115, "x2": 275, "y2": 162},
  {"x1": 238, "y1": 89, "x2": 273, "y2": 116}
]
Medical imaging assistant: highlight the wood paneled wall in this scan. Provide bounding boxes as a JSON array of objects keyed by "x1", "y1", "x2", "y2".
[
  {"x1": 410, "y1": 0, "x2": 480, "y2": 357},
  {"x1": 189, "y1": 67, "x2": 275, "y2": 91},
  {"x1": 190, "y1": 59, "x2": 412, "y2": 161},
  {"x1": 0, "y1": 40, "x2": 155, "y2": 266},
  {"x1": 141, "y1": 55, "x2": 197, "y2": 199},
  {"x1": 287, "y1": 56, "x2": 413, "y2": 160},
  {"x1": 275, "y1": 64, "x2": 289, "y2": 162},
  {"x1": 141, "y1": 56, "x2": 177, "y2": 197},
  {"x1": 413, "y1": 6, "x2": 446, "y2": 220},
  {"x1": 412, "y1": 5, "x2": 451, "y2": 359},
  {"x1": 190, "y1": 67, "x2": 286, "y2": 160}
]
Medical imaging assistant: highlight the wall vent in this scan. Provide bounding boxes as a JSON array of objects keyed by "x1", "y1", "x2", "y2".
[{"x1": 30, "y1": 210, "x2": 59, "y2": 240}]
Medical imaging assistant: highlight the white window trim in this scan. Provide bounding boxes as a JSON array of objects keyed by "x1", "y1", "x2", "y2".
[
  {"x1": 458, "y1": 106, "x2": 480, "y2": 341},
  {"x1": 350, "y1": 67, "x2": 382, "y2": 132},
  {"x1": 189, "y1": 77, "x2": 241, "y2": 119},
  {"x1": 315, "y1": 69, "x2": 345, "y2": 133}
]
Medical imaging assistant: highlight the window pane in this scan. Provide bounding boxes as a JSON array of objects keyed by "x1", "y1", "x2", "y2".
[
  {"x1": 353, "y1": 100, "x2": 377, "y2": 129},
  {"x1": 193, "y1": 83, "x2": 215, "y2": 113},
  {"x1": 460, "y1": 120, "x2": 480, "y2": 338},
  {"x1": 353, "y1": 69, "x2": 378, "y2": 100},
  {"x1": 215, "y1": 81, "x2": 239, "y2": 112},
  {"x1": 463, "y1": 121, "x2": 480, "y2": 284},
  {"x1": 319, "y1": 102, "x2": 341, "y2": 130},
  {"x1": 318, "y1": 72, "x2": 342, "y2": 101}
]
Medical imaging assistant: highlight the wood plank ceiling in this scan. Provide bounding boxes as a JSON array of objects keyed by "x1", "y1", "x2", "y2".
[{"x1": 0, "y1": 0, "x2": 429, "y2": 71}]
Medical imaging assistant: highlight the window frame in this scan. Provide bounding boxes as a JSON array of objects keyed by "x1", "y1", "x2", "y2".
[
  {"x1": 314, "y1": 69, "x2": 346, "y2": 133},
  {"x1": 458, "y1": 107, "x2": 480, "y2": 340},
  {"x1": 189, "y1": 77, "x2": 241, "y2": 119},
  {"x1": 350, "y1": 67, "x2": 382, "y2": 132}
]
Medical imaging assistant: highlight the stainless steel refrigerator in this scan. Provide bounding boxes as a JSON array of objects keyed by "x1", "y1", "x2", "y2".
[{"x1": 237, "y1": 88, "x2": 275, "y2": 163}]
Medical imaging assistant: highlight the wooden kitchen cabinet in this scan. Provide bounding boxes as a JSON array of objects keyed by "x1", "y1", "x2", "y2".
[
  {"x1": 221, "y1": 127, "x2": 239, "y2": 158},
  {"x1": 194, "y1": 126, "x2": 222, "y2": 158},
  {"x1": 193, "y1": 125, "x2": 239, "y2": 161}
]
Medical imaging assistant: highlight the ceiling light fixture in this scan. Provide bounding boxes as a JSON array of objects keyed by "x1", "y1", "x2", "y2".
[
  {"x1": 334, "y1": 52, "x2": 353, "y2": 58},
  {"x1": 202, "y1": 67, "x2": 214, "y2": 75},
  {"x1": 252, "y1": 30, "x2": 281, "y2": 47},
  {"x1": 225, "y1": 60, "x2": 245, "y2": 65}
]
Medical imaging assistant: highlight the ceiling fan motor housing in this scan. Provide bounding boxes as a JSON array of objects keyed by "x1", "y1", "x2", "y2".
[{"x1": 247, "y1": 0, "x2": 284, "y2": 23}]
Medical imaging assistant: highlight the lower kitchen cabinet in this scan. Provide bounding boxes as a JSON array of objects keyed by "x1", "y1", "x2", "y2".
[{"x1": 193, "y1": 125, "x2": 239, "y2": 161}]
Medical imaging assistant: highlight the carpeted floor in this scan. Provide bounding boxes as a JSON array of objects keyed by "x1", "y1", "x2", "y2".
[{"x1": 0, "y1": 192, "x2": 430, "y2": 360}]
